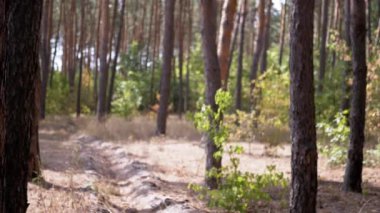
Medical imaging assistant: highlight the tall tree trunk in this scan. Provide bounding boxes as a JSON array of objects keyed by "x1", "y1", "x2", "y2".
[
  {"x1": 260, "y1": 0, "x2": 272, "y2": 73},
  {"x1": 279, "y1": 0, "x2": 288, "y2": 65},
  {"x1": 200, "y1": 0, "x2": 223, "y2": 190},
  {"x1": 227, "y1": 6, "x2": 243, "y2": 75},
  {"x1": 97, "y1": 0, "x2": 110, "y2": 121},
  {"x1": 0, "y1": 0, "x2": 42, "y2": 211},
  {"x1": 177, "y1": 0, "x2": 184, "y2": 118},
  {"x1": 144, "y1": 2, "x2": 155, "y2": 71},
  {"x1": 235, "y1": 0, "x2": 247, "y2": 110},
  {"x1": 318, "y1": 0, "x2": 330, "y2": 92},
  {"x1": 156, "y1": 0, "x2": 176, "y2": 135},
  {"x1": 50, "y1": 0, "x2": 63, "y2": 88},
  {"x1": 217, "y1": 0, "x2": 238, "y2": 89},
  {"x1": 343, "y1": 0, "x2": 367, "y2": 193},
  {"x1": 184, "y1": 0, "x2": 193, "y2": 112},
  {"x1": 76, "y1": 0, "x2": 87, "y2": 117},
  {"x1": 0, "y1": 1, "x2": 5, "y2": 207},
  {"x1": 149, "y1": 0, "x2": 162, "y2": 105},
  {"x1": 107, "y1": 0, "x2": 126, "y2": 113},
  {"x1": 341, "y1": 0, "x2": 352, "y2": 113},
  {"x1": 316, "y1": 0, "x2": 323, "y2": 47},
  {"x1": 40, "y1": 0, "x2": 52, "y2": 119},
  {"x1": 249, "y1": 0, "x2": 266, "y2": 101},
  {"x1": 289, "y1": 0, "x2": 318, "y2": 212},
  {"x1": 67, "y1": 0, "x2": 76, "y2": 92},
  {"x1": 94, "y1": 1, "x2": 102, "y2": 105}
]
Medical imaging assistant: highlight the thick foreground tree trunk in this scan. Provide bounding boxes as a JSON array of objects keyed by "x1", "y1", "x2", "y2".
[
  {"x1": 343, "y1": 0, "x2": 367, "y2": 193},
  {"x1": 289, "y1": 0, "x2": 318, "y2": 212},
  {"x1": 156, "y1": 0, "x2": 176, "y2": 135},
  {"x1": 0, "y1": 0, "x2": 42, "y2": 211},
  {"x1": 200, "y1": 0, "x2": 223, "y2": 190}
]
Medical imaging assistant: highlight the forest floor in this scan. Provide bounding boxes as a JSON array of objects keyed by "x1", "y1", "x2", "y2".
[{"x1": 27, "y1": 115, "x2": 380, "y2": 213}]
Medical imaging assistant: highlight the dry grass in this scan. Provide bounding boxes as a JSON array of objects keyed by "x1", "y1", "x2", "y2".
[{"x1": 81, "y1": 115, "x2": 201, "y2": 141}]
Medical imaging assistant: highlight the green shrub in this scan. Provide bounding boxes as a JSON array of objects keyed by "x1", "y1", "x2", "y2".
[
  {"x1": 191, "y1": 90, "x2": 288, "y2": 212},
  {"x1": 317, "y1": 111, "x2": 350, "y2": 165}
]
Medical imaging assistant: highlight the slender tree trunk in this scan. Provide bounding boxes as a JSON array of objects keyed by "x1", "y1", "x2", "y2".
[
  {"x1": 318, "y1": 0, "x2": 330, "y2": 92},
  {"x1": 341, "y1": 0, "x2": 352, "y2": 113},
  {"x1": 67, "y1": 0, "x2": 76, "y2": 92},
  {"x1": 227, "y1": 6, "x2": 243, "y2": 75},
  {"x1": 50, "y1": 0, "x2": 63, "y2": 88},
  {"x1": 107, "y1": 0, "x2": 118, "y2": 66},
  {"x1": 217, "y1": 0, "x2": 238, "y2": 89},
  {"x1": 279, "y1": 0, "x2": 288, "y2": 65},
  {"x1": 156, "y1": 0, "x2": 176, "y2": 135},
  {"x1": 40, "y1": 0, "x2": 52, "y2": 119},
  {"x1": 184, "y1": 0, "x2": 193, "y2": 112},
  {"x1": 107, "y1": 0, "x2": 126, "y2": 113},
  {"x1": 177, "y1": 0, "x2": 184, "y2": 118},
  {"x1": 94, "y1": 2, "x2": 102, "y2": 105},
  {"x1": 0, "y1": 0, "x2": 42, "y2": 211},
  {"x1": 343, "y1": 0, "x2": 367, "y2": 193},
  {"x1": 144, "y1": 2, "x2": 155, "y2": 71},
  {"x1": 235, "y1": 0, "x2": 247, "y2": 110},
  {"x1": 76, "y1": 0, "x2": 87, "y2": 117},
  {"x1": 97, "y1": 0, "x2": 110, "y2": 121},
  {"x1": 249, "y1": 0, "x2": 266, "y2": 101},
  {"x1": 316, "y1": 0, "x2": 323, "y2": 47},
  {"x1": 149, "y1": 0, "x2": 161, "y2": 104},
  {"x1": 260, "y1": 0, "x2": 272, "y2": 73},
  {"x1": 200, "y1": 0, "x2": 223, "y2": 190},
  {"x1": 289, "y1": 0, "x2": 318, "y2": 212}
]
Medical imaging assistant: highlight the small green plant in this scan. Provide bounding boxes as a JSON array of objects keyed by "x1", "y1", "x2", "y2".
[
  {"x1": 317, "y1": 111, "x2": 350, "y2": 165},
  {"x1": 191, "y1": 90, "x2": 288, "y2": 212}
]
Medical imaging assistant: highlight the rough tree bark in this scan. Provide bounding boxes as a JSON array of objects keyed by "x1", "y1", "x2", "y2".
[
  {"x1": 0, "y1": 0, "x2": 42, "y2": 211},
  {"x1": 200, "y1": 0, "x2": 223, "y2": 190},
  {"x1": 156, "y1": 0, "x2": 176, "y2": 135},
  {"x1": 217, "y1": 0, "x2": 238, "y2": 89},
  {"x1": 289, "y1": 0, "x2": 318, "y2": 212},
  {"x1": 97, "y1": 0, "x2": 110, "y2": 121},
  {"x1": 343, "y1": 0, "x2": 367, "y2": 193}
]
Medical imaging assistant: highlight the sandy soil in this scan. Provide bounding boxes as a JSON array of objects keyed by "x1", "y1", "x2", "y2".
[{"x1": 26, "y1": 116, "x2": 380, "y2": 213}]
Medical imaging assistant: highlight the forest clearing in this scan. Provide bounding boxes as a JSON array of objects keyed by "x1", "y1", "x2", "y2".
[
  {"x1": 26, "y1": 116, "x2": 380, "y2": 212},
  {"x1": 1, "y1": 0, "x2": 380, "y2": 212}
]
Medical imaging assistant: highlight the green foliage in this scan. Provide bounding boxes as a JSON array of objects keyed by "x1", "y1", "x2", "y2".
[
  {"x1": 46, "y1": 72, "x2": 95, "y2": 115},
  {"x1": 194, "y1": 89, "x2": 232, "y2": 158},
  {"x1": 192, "y1": 90, "x2": 288, "y2": 212},
  {"x1": 317, "y1": 111, "x2": 350, "y2": 165},
  {"x1": 190, "y1": 165, "x2": 288, "y2": 212},
  {"x1": 111, "y1": 78, "x2": 142, "y2": 117}
]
